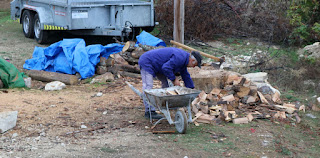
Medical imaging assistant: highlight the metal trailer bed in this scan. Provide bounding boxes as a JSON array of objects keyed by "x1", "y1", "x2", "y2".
[
  {"x1": 10, "y1": 0, "x2": 155, "y2": 44},
  {"x1": 126, "y1": 81, "x2": 201, "y2": 134}
]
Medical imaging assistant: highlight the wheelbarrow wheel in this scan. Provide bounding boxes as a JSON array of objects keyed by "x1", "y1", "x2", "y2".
[{"x1": 175, "y1": 109, "x2": 187, "y2": 134}]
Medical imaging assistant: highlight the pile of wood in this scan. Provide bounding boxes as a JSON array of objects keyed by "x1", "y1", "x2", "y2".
[
  {"x1": 95, "y1": 41, "x2": 164, "y2": 78},
  {"x1": 191, "y1": 73, "x2": 305, "y2": 125}
]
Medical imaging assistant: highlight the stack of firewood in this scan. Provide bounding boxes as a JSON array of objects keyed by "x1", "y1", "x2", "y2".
[
  {"x1": 95, "y1": 41, "x2": 164, "y2": 78},
  {"x1": 191, "y1": 73, "x2": 305, "y2": 125}
]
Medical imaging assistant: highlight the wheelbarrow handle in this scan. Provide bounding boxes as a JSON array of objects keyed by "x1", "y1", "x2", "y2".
[{"x1": 125, "y1": 81, "x2": 143, "y2": 98}]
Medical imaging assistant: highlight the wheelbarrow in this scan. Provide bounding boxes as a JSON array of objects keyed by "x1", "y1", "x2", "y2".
[{"x1": 125, "y1": 81, "x2": 201, "y2": 134}]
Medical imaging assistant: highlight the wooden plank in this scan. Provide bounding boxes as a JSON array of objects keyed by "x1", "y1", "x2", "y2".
[{"x1": 26, "y1": 70, "x2": 79, "y2": 85}]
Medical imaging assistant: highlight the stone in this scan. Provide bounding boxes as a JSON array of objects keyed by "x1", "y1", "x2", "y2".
[
  {"x1": 0, "y1": 111, "x2": 18, "y2": 133},
  {"x1": 45, "y1": 81, "x2": 66, "y2": 91},
  {"x1": 90, "y1": 72, "x2": 114, "y2": 84}
]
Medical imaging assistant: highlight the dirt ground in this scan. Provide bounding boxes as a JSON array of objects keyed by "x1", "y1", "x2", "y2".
[{"x1": 1, "y1": 3, "x2": 320, "y2": 157}]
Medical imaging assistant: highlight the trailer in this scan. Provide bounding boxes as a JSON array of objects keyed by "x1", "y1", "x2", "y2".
[{"x1": 10, "y1": 0, "x2": 155, "y2": 44}]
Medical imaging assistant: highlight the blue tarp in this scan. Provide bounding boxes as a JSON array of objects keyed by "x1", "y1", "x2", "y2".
[
  {"x1": 136, "y1": 31, "x2": 166, "y2": 47},
  {"x1": 23, "y1": 31, "x2": 166, "y2": 79},
  {"x1": 23, "y1": 39, "x2": 123, "y2": 79}
]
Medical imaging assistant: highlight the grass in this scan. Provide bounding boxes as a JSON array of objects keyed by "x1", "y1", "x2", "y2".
[{"x1": 0, "y1": 11, "x2": 10, "y2": 24}]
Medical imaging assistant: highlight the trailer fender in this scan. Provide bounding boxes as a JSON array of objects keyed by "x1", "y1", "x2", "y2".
[{"x1": 22, "y1": 5, "x2": 53, "y2": 27}]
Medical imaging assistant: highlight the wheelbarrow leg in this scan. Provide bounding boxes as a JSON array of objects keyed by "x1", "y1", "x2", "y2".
[{"x1": 187, "y1": 99, "x2": 193, "y2": 123}]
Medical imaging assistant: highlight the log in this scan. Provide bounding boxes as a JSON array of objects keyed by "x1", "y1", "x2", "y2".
[
  {"x1": 26, "y1": 70, "x2": 79, "y2": 85},
  {"x1": 122, "y1": 41, "x2": 136, "y2": 53},
  {"x1": 114, "y1": 64, "x2": 140, "y2": 73},
  {"x1": 170, "y1": 40, "x2": 222, "y2": 62},
  {"x1": 120, "y1": 71, "x2": 141, "y2": 78},
  {"x1": 107, "y1": 64, "x2": 140, "y2": 74},
  {"x1": 98, "y1": 57, "x2": 114, "y2": 67},
  {"x1": 131, "y1": 49, "x2": 146, "y2": 59},
  {"x1": 189, "y1": 70, "x2": 229, "y2": 93},
  {"x1": 113, "y1": 54, "x2": 129, "y2": 65}
]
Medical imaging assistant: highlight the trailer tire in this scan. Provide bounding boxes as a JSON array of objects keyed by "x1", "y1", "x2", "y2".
[
  {"x1": 22, "y1": 10, "x2": 35, "y2": 38},
  {"x1": 34, "y1": 14, "x2": 49, "y2": 44}
]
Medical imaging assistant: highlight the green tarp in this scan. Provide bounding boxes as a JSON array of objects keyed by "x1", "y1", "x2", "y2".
[{"x1": 0, "y1": 56, "x2": 25, "y2": 88}]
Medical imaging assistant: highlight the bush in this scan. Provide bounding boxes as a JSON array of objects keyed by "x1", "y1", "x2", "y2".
[{"x1": 287, "y1": 0, "x2": 320, "y2": 45}]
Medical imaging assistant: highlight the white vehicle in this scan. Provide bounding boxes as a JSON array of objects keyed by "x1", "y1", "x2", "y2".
[{"x1": 11, "y1": 0, "x2": 155, "y2": 44}]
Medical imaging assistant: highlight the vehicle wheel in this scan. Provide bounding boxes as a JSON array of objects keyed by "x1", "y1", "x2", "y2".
[
  {"x1": 22, "y1": 10, "x2": 35, "y2": 38},
  {"x1": 128, "y1": 27, "x2": 140, "y2": 41},
  {"x1": 175, "y1": 109, "x2": 187, "y2": 134},
  {"x1": 34, "y1": 14, "x2": 49, "y2": 44},
  {"x1": 142, "y1": 26, "x2": 154, "y2": 32}
]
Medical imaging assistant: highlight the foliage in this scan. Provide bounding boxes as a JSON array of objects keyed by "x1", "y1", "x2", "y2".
[
  {"x1": 287, "y1": 0, "x2": 320, "y2": 45},
  {"x1": 155, "y1": 0, "x2": 291, "y2": 43}
]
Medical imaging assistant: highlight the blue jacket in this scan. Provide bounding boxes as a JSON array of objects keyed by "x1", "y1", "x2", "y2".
[{"x1": 138, "y1": 47, "x2": 194, "y2": 88}]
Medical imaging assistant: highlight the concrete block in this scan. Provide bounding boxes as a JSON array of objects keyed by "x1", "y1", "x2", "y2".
[{"x1": 0, "y1": 111, "x2": 18, "y2": 133}]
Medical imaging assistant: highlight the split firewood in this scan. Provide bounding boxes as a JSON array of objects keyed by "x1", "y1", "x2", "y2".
[
  {"x1": 272, "y1": 91, "x2": 281, "y2": 104},
  {"x1": 233, "y1": 117, "x2": 249, "y2": 124},
  {"x1": 226, "y1": 74, "x2": 240, "y2": 84},
  {"x1": 192, "y1": 111, "x2": 204, "y2": 122},
  {"x1": 246, "y1": 96, "x2": 257, "y2": 104},
  {"x1": 222, "y1": 94, "x2": 235, "y2": 102},
  {"x1": 273, "y1": 105, "x2": 296, "y2": 114},
  {"x1": 299, "y1": 105, "x2": 305, "y2": 112},
  {"x1": 210, "y1": 88, "x2": 221, "y2": 95},
  {"x1": 166, "y1": 90, "x2": 178, "y2": 95},
  {"x1": 274, "y1": 111, "x2": 286, "y2": 119},
  {"x1": 257, "y1": 91, "x2": 269, "y2": 104},
  {"x1": 200, "y1": 103, "x2": 209, "y2": 114},
  {"x1": 197, "y1": 114, "x2": 216, "y2": 124},
  {"x1": 247, "y1": 113, "x2": 254, "y2": 122},
  {"x1": 223, "y1": 111, "x2": 237, "y2": 122},
  {"x1": 236, "y1": 86, "x2": 250, "y2": 98},
  {"x1": 199, "y1": 91, "x2": 207, "y2": 102}
]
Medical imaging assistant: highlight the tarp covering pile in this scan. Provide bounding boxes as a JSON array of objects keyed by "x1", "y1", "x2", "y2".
[
  {"x1": 0, "y1": 57, "x2": 26, "y2": 88},
  {"x1": 23, "y1": 39, "x2": 124, "y2": 79},
  {"x1": 24, "y1": 31, "x2": 165, "y2": 79}
]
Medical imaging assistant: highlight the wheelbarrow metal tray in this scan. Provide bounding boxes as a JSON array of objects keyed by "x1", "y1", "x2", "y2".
[{"x1": 144, "y1": 86, "x2": 201, "y2": 108}]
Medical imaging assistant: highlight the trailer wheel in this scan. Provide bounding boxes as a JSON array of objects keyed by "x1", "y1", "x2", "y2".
[
  {"x1": 22, "y1": 10, "x2": 35, "y2": 38},
  {"x1": 34, "y1": 14, "x2": 49, "y2": 44}
]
